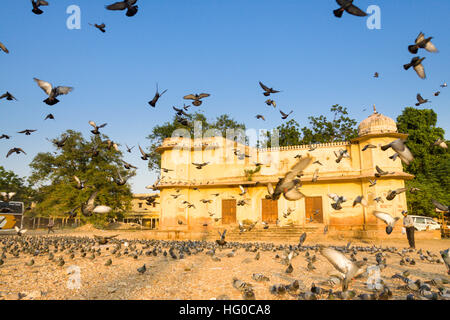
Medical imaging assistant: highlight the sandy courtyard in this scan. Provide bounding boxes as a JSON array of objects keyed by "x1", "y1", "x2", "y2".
[{"x1": 0, "y1": 227, "x2": 449, "y2": 300}]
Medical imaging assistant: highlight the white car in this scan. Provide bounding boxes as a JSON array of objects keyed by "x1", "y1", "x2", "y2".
[{"x1": 410, "y1": 215, "x2": 441, "y2": 231}]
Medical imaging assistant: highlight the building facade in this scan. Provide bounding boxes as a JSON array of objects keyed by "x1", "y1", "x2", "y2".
[
  {"x1": 154, "y1": 108, "x2": 415, "y2": 237},
  {"x1": 128, "y1": 193, "x2": 160, "y2": 229}
]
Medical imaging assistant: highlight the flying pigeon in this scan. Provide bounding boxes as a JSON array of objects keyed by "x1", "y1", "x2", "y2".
[
  {"x1": 17, "y1": 129, "x2": 37, "y2": 136},
  {"x1": 432, "y1": 199, "x2": 448, "y2": 213},
  {"x1": 138, "y1": 145, "x2": 151, "y2": 160},
  {"x1": 415, "y1": 94, "x2": 429, "y2": 106},
  {"x1": 403, "y1": 57, "x2": 426, "y2": 79},
  {"x1": 106, "y1": 0, "x2": 138, "y2": 17},
  {"x1": 183, "y1": 93, "x2": 210, "y2": 106},
  {"x1": 89, "y1": 23, "x2": 106, "y2": 33},
  {"x1": 408, "y1": 32, "x2": 438, "y2": 54},
  {"x1": 265, "y1": 99, "x2": 276, "y2": 108},
  {"x1": 148, "y1": 84, "x2": 167, "y2": 107},
  {"x1": 89, "y1": 121, "x2": 107, "y2": 135},
  {"x1": 267, "y1": 157, "x2": 313, "y2": 201},
  {"x1": 0, "y1": 92, "x2": 17, "y2": 101},
  {"x1": 31, "y1": 0, "x2": 48, "y2": 15},
  {"x1": 0, "y1": 41, "x2": 9, "y2": 54},
  {"x1": 33, "y1": 78, "x2": 73, "y2": 105},
  {"x1": 6, "y1": 148, "x2": 26, "y2": 158},
  {"x1": 280, "y1": 110, "x2": 293, "y2": 120},
  {"x1": 259, "y1": 82, "x2": 280, "y2": 96},
  {"x1": 386, "y1": 188, "x2": 407, "y2": 201},
  {"x1": 333, "y1": 0, "x2": 367, "y2": 18},
  {"x1": 373, "y1": 211, "x2": 400, "y2": 235},
  {"x1": 320, "y1": 246, "x2": 366, "y2": 292},
  {"x1": 380, "y1": 139, "x2": 414, "y2": 165}
]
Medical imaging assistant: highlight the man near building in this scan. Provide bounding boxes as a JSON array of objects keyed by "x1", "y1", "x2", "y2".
[{"x1": 403, "y1": 211, "x2": 415, "y2": 249}]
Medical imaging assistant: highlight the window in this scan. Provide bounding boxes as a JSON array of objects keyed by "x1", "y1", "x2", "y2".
[
  {"x1": 415, "y1": 217, "x2": 425, "y2": 224},
  {"x1": 138, "y1": 203, "x2": 143, "y2": 209}
]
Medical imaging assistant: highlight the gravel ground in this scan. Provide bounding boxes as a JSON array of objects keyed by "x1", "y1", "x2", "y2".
[{"x1": 0, "y1": 228, "x2": 449, "y2": 300}]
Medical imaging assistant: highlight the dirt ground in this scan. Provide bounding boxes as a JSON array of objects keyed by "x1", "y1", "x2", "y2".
[{"x1": 0, "y1": 227, "x2": 449, "y2": 300}]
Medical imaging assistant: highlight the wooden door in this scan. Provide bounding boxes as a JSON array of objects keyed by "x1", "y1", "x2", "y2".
[
  {"x1": 262, "y1": 199, "x2": 278, "y2": 224},
  {"x1": 222, "y1": 199, "x2": 237, "y2": 224},
  {"x1": 305, "y1": 197, "x2": 323, "y2": 223}
]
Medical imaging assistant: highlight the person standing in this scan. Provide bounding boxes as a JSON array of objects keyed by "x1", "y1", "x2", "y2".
[
  {"x1": 47, "y1": 220, "x2": 55, "y2": 234},
  {"x1": 403, "y1": 211, "x2": 415, "y2": 249}
]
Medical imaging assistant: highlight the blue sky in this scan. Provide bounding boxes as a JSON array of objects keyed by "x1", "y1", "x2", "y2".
[{"x1": 0, "y1": 0, "x2": 449, "y2": 193}]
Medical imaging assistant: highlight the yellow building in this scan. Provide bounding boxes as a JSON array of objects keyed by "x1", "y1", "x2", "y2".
[
  {"x1": 154, "y1": 108, "x2": 416, "y2": 238},
  {"x1": 128, "y1": 193, "x2": 160, "y2": 229}
]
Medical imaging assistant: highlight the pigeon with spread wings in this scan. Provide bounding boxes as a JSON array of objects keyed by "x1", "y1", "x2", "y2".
[
  {"x1": 6, "y1": 148, "x2": 26, "y2": 158},
  {"x1": 0, "y1": 92, "x2": 17, "y2": 101},
  {"x1": 138, "y1": 145, "x2": 151, "y2": 160},
  {"x1": 17, "y1": 129, "x2": 37, "y2": 136},
  {"x1": 320, "y1": 246, "x2": 366, "y2": 292},
  {"x1": 89, "y1": 121, "x2": 107, "y2": 135},
  {"x1": 33, "y1": 78, "x2": 73, "y2": 105},
  {"x1": 373, "y1": 211, "x2": 400, "y2": 235},
  {"x1": 81, "y1": 191, "x2": 112, "y2": 216},
  {"x1": 183, "y1": 93, "x2": 210, "y2": 106},
  {"x1": 415, "y1": 94, "x2": 429, "y2": 106},
  {"x1": 403, "y1": 57, "x2": 426, "y2": 79},
  {"x1": 259, "y1": 82, "x2": 280, "y2": 97},
  {"x1": 380, "y1": 139, "x2": 414, "y2": 165},
  {"x1": 106, "y1": 0, "x2": 138, "y2": 17},
  {"x1": 280, "y1": 110, "x2": 293, "y2": 120},
  {"x1": 408, "y1": 32, "x2": 438, "y2": 54},
  {"x1": 333, "y1": 0, "x2": 367, "y2": 18},
  {"x1": 267, "y1": 156, "x2": 314, "y2": 201}
]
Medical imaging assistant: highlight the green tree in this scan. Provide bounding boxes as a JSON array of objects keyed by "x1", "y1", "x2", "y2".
[
  {"x1": 263, "y1": 105, "x2": 358, "y2": 147},
  {"x1": 146, "y1": 112, "x2": 245, "y2": 171},
  {"x1": 0, "y1": 166, "x2": 33, "y2": 204},
  {"x1": 28, "y1": 130, "x2": 134, "y2": 222},
  {"x1": 396, "y1": 107, "x2": 449, "y2": 217}
]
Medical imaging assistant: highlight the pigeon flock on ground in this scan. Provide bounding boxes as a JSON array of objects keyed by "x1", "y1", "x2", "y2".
[
  {"x1": 0, "y1": 232, "x2": 449, "y2": 300},
  {"x1": 0, "y1": 1, "x2": 449, "y2": 301}
]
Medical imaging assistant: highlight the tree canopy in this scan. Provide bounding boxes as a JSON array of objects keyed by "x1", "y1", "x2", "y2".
[
  {"x1": 262, "y1": 105, "x2": 358, "y2": 147},
  {"x1": 28, "y1": 130, "x2": 134, "y2": 222},
  {"x1": 396, "y1": 107, "x2": 449, "y2": 217},
  {"x1": 0, "y1": 166, "x2": 33, "y2": 204}
]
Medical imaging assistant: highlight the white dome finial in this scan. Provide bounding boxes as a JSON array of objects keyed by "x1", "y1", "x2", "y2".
[{"x1": 373, "y1": 104, "x2": 377, "y2": 114}]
